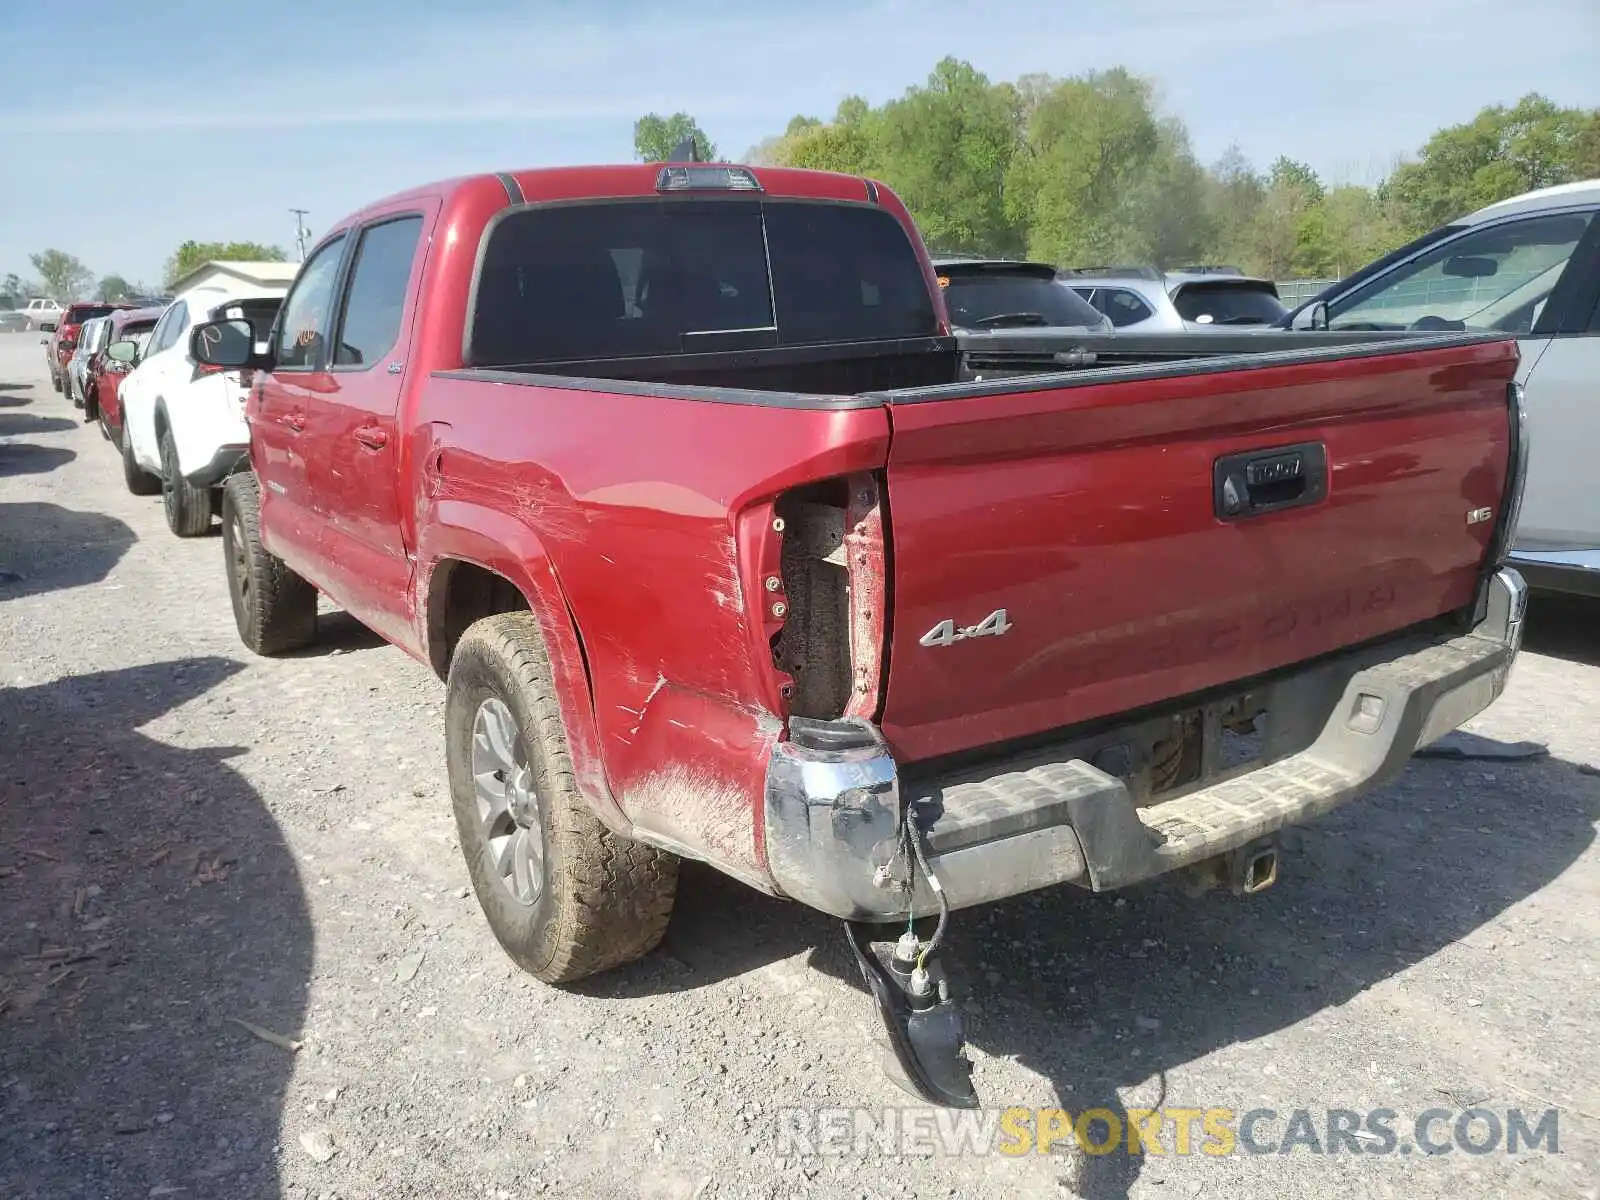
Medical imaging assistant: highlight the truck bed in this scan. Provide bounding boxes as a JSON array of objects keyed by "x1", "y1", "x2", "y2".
[{"x1": 431, "y1": 329, "x2": 1517, "y2": 771}]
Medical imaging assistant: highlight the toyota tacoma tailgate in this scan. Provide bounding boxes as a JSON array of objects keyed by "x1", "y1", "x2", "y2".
[{"x1": 873, "y1": 336, "x2": 1520, "y2": 762}]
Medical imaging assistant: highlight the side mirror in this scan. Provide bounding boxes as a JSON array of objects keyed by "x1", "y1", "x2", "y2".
[
  {"x1": 106, "y1": 339, "x2": 139, "y2": 364},
  {"x1": 189, "y1": 318, "x2": 264, "y2": 369},
  {"x1": 1292, "y1": 300, "x2": 1331, "y2": 331}
]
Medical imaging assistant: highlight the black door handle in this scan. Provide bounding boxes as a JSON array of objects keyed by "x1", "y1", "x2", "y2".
[{"x1": 1214, "y1": 442, "x2": 1328, "y2": 520}]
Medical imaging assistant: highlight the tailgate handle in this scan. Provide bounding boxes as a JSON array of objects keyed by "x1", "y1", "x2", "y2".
[{"x1": 1214, "y1": 442, "x2": 1328, "y2": 520}]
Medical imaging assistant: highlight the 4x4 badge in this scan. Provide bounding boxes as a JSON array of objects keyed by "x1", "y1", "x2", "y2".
[{"x1": 919, "y1": 609, "x2": 1012, "y2": 648}]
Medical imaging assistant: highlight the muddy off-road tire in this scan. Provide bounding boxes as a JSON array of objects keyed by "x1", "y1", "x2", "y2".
[
  {"x1": 446, "y1": 613, "x2": 678, "y2": 984},
  {"x1": 121, "y1": 427, "x2": 161, "y2": 496},
  {"x1": 221, "y1": 472, "x2": 317, "y2": 655},
  {"x1": 159, "y1": 424, "x2": 212, "y2": 538}
]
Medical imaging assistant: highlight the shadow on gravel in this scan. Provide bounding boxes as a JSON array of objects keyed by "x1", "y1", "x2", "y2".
[
  {"x1": 1523, "y1": 593, "x2": 1600, "y2": 667},
  {"x1": 0, "y1": 444, "x2": 75, "y2": 478},
  {"x1": 0, "y1": 503, "x2": 134, "y2": 599},
  {"x1": 594, "y1": 751, "x2": 1599, "y2": 1199},
  {"x1": 0, "y1": 657, "x2": 312, "y2": 1199},
  {"x1": 0, "y1": 394, "x2": 30, "y2": 408},
  {"x1": 0, "y1": 412, "x2": 75, "y2": 438},
  {"x1": 281, "y1": 609, "x2": 389, "y2": 658}
]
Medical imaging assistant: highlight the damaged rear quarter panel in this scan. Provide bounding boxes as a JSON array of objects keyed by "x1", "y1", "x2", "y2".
[{"x1": 417, "y1": 374, "x2": 889, "y2": 881}]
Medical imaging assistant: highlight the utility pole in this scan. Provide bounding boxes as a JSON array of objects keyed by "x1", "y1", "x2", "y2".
[{"x1": 290, "y1": 209, "x2": 311, "y2": 261}]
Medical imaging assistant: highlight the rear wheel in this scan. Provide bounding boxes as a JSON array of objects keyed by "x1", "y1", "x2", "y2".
[
  {"x1": 121, "y1": 426, "x2": 161, "y2": 495},
  {"x1": 445, "y1": 613, "x2": 678, "y2": 983},
  {"x1": 83, "y1": 381, "x2": 100, "y2": 425},
  {"x1": 50, "y1": 371, "x2": 62, "y2": 393},
  {"x1": 159, "y1": 424, "x2": 213, "y2": 537},
  {"x1": 221, "y1": 472, "x2": 317, "y2": 655}
]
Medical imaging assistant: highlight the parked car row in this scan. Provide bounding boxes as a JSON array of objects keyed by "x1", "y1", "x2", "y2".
[
  {"x1": 37, "y1": 277, "x2": 292, "y2": 538},
  {"x1": 926, "y1": 257, "x2": 1292, "y2": 336}
]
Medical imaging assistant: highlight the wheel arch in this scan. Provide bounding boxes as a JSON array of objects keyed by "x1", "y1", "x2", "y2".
[{"x1": 419, "y1": 516, "x2": 625, "y2": 835}]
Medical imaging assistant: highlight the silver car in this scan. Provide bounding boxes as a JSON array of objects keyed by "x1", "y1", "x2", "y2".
[
  {"x1": 1061, "y1": 265, "x2": 1289, "y2": 331},
  {"x1": 65, "y1": 315, "x2": 112, "y2": 407}
]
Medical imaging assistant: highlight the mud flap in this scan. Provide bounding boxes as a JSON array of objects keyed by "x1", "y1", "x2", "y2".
[{"x1": 844, "y1": 920, "x2": 978, "y2": 1109}]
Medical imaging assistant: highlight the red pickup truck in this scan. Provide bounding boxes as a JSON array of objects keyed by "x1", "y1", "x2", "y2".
[{"x1": 191, "y1": 160, "x2": 1529, "y2": 1107}]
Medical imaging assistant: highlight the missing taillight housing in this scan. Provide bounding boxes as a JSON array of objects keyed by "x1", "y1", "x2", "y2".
[{"x1": 768, "y1": 472, "x2": 888, "y2": 721}]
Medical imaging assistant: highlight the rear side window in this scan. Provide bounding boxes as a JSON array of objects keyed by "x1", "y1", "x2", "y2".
[
  {"x1": 333, "y1": 215, "x2": 424, "y2": 367},
  {"x1": 468, "y1": 198, "x2": 936, "y2": 367},
  {"x1": 122, "y1": 321, "x2": 157, "y2": 354},
  {"x1": 1086, "y1": 287, "x2": 1155, "y2": 328}
]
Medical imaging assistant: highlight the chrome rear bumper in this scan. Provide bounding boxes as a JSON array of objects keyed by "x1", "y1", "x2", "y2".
[{"x1": 763, "y1": 569, "x2": 1527, "y2": 920}]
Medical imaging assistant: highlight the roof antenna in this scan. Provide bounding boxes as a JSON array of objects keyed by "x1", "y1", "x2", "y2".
[{"x1": 667, "y1": 136, "x2": 701, "y2": 163}]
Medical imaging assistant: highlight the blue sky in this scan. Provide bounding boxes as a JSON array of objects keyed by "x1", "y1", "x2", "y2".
[{"x1": 2, "y1": 0, "x2": 1595, "y2": 286}]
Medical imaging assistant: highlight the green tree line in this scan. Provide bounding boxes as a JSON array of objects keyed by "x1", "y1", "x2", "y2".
[
  {"x1": 644, "y1": 65, "x2": 1600, "y2": 279},
  {"x1": 2, "y1": 240, "x2": 288, "y2": 309}
]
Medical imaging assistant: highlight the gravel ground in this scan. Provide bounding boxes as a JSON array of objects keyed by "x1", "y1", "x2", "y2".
[{"x1": 2, "y1": 331, "x2": 1598, "y2": 1200}]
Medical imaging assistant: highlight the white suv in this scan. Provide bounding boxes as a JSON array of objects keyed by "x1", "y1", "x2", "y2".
[
  {"x1": 116, "y1": 284, "x2": 286, "y2": 537},
  {"x1": 1285, "y1": 179, "x2": 1600, "y2": 599},
  {"x1": 18, "y1": 297, "x2": 64, "y2": 330}
]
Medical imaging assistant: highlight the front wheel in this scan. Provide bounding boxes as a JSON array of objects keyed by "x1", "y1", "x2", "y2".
[
  {"x1": 121, "y1": 426, "x2": 161, "y2": 495},
  {"x1": 159, "y1": 424, "x2": 213, "y2": 537},
  {"x1": 220, "y1": 472, "x2": 317, "y2": 655},
  {"x1": 445, "y1": 613, "x2": 679, "y2": 983}
]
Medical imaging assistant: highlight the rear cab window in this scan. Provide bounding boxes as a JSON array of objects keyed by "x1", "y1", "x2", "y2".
[{"x1": 467, "y1": 198, "x2": 936, "y2": 367}]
